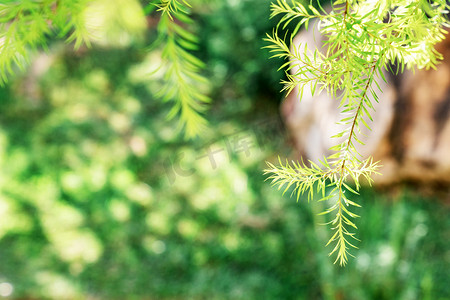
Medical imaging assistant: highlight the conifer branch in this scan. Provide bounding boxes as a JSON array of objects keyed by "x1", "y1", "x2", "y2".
[
  {"x1": 265, "y1": 0, "x2": 449, "y2": 265},
  {"x1": 0, "y1": 0, "x2": 93, "y2": 85},
  {"x1": 0, "y1": 0, "x2": 210, "y2": 138},
  {"x1": 151, "y1": 0, "x2": 210, "y2": 138}
]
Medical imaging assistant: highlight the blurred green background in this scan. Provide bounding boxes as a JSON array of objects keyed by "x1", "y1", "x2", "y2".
[{"x1": 0, "y1": 0, "x2": 449, "y2": 299}]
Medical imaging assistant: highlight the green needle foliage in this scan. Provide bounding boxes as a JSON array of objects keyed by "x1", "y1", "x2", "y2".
[
  {"x1": 152, "y1": 0, "x2": 211, "y2": 138},
  {"x1": 0, "y1": 0, "x2": 210, "y2": 138},
  {"x1": 264, "y1": 0, "x2": 450, "y2": 265},
  {"x1": 0, "y1": 0, "x2": 92, "y2": 85}
]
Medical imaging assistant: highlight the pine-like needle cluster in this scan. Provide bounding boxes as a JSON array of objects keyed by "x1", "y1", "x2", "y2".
[
  {"x1": 0, "y1": 0, "x2": 211, "y2": 139},
  {"x1": 152, "y1": 0, "x2": 211, "y2": 138},
  {"x1": 0, "y1": 0, "x2": 92, "y2": 85},
  {"x1": 265, "y1": 0, "x2": 450, "y2": 265}
]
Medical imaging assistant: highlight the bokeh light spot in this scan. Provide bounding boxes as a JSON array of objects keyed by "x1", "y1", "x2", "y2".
[{"x1": 0, "y1": 282, "x2": 13, "y2": 297}]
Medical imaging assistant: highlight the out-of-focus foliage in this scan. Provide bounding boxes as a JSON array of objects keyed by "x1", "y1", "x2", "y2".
[
  {"x1": 0, "y1": 0, "x2": 448, "y2": 299},
  {"x1": 85, "y1": 0, "x2": 147, "y2": 47},
  {"x1": 198, "y1": 0, "x2": 285, "y2": 109}
]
